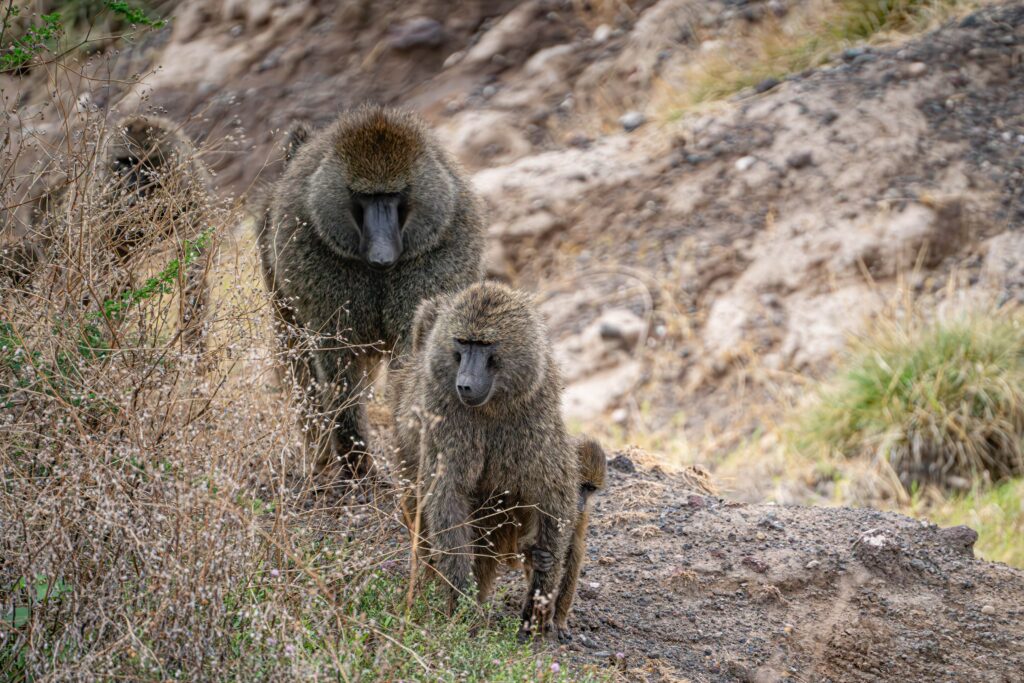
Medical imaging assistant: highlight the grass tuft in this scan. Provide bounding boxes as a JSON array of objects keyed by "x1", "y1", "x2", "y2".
[{"x1": 790, "y1": 310, "x2": 1024, "y2": 490}]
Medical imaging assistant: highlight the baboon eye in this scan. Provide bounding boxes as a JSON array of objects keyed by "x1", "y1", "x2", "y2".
[
  {"x1": 487, "y1": 355, "x2": 498, "y2": 370},
  {"x1": 582, "y1": 484, "x2": 597, "y2": 493},
  {"x1": 398, "y1": 195, "x2": 409, "y2": 227},
  {"x1": 453, "y1": 350, "x2": 461, "y2": 363},
  {"x1": 349, "y1": 193, "x2": 364, "y2": 226}
]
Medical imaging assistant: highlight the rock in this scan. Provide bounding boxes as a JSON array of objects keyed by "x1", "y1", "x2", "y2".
[
  {"x1": 561, "y1": 360, "x2": 641, "y2": 421},
  {"x1": 735, "y1": 155, "x2": 757, "y2": 171},
  {"x1": 464, "y1": 1, "x2": 537, "y2": 65},
  {"x1": 437, "y1": 110, "x2": 532, "y2": 168},
  {"x1": 754, "y1": 77, "x2": 780, "y2": 94},
  {"x1": 786, "y1": 151, "x2": 813, "y2": 169},
  {"x1": 483, "y1": 240, "x2": 512, "y2": 281},
  {"x1": 597, "y1": 309, "x2": 645, "y2": 351},
  {"x1": 981, "y1": 604, "x2": 996, "y2": 616},
  {"x1": 609, "y1": 453, "x2": 637, "y2": 473},
  {"x1": 938, "y1": 525, "x2": 978, "y2": 556},
  {"x1": 904, "y1": 61, "x2": 928, "y2": 78},
  {"x1": 442, "y1": 50, "x2": 465, "y2": 68},
  {"x1": 503, "y1": 210, "x2": 561, "y2": 239},
  {"x1": 388, "y1": 17, "x2": 444, "y2": 50},
  {"x1": 805, "y1": 560, "x2": 821, "y2": 569},
  {"x1": 619, "y1": 111, "x2": 646, "y2": 132}
]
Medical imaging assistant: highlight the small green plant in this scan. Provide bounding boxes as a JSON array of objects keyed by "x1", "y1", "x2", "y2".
[
  {"x1": 0, "y1": 11, "x2": 62, "y2": 72},
  {"x1": 103, "y1": 1, "x2": 166, "y2": 28},
  {"x1": 790, "y1": 311, "x2": 1024, "y2": 489},
  {"x1": 94, "y1": 228, "x2": 212, "y2": 321},
  {"x1": 677, "y1": 0, "x2": 969, "y2": 106}
]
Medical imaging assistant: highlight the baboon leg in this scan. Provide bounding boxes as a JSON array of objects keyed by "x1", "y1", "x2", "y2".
[
  {"x1": 553, "y1": 509, "x2": 589, "y2": 642},
  {"x1": 473, "y1": 546, "x2": 499, "y2": 605},
  {"x1": 311, "y1": 346, "x2": 374, "y2": 477},
  {"x1": 425, "y1": 478, "x2": 474, "y2": 613},
  {"x1": 518, "y1": 513, "x2": 565, "y2": 639}
]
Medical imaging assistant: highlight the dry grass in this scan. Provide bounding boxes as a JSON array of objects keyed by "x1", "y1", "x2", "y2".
[{"x1": 657, "y1": 0, "x2": 982, "y2": 112}]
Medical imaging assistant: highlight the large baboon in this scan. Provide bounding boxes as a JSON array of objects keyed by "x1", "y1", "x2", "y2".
[
  {"x1": 256, "y1": 106, "x2": 485, "y2": 477},
  {"x1": 389, "y1": 282, "x2": 577, "y2": 638}
]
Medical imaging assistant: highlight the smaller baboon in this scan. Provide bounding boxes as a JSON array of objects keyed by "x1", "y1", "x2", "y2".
[
  {"x1": 553, "y1": 436, "x2": 606, "y2": 640},
  {"x1": 15, "y1": 115, "x2": 213, "y2": 346},
  {"x1": 256, "y1": 106, "x2": 485, "y2": 477},
  {"x1": 390, "y1": 282, "x2": 577, "y2": 638},
  {"x1": 487, "y1": 435, "x2": 607, "y2": 642}
]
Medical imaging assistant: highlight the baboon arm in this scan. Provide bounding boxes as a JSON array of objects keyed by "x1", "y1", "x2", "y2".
[
  {"x1": 520, "y1": 504, "x2": 568, "y2": 634},
  {"x1": 423, "y1": 448, "x2": 482, "y2": 609}
]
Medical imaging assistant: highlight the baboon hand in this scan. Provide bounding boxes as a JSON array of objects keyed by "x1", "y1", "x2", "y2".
[{"x1": 530, "y1": 545, "x2": 556, "y2": 573}]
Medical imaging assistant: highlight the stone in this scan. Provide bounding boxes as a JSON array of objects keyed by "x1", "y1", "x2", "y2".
[
  {"x1": 388, "y1": 17, "x2": 444, "y2": 50},
  {"x1": 619, "y1": 111, "x2": 647, "y2": 132}
]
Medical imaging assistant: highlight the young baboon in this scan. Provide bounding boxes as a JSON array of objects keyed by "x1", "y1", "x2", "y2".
[
  {"x1": 389, "y1": 282, "x2": 577, "y2": 638},
  {"x1": 553, "y1": 436, "x2": 606, "y2": 640},
  {"x1": 20, "y1": 115, "x2": 213, "y2": 347},
  {"x1": 256, "y1": 105, "x2": 485, "y2": 477}
]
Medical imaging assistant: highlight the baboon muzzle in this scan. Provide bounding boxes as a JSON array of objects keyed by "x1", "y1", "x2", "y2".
[
  {"x1": 455, "y1": 342, "x2": 495, "y2": 407},
  {"x1": 354, "y1": 193, "x2": 405, "y2": 270}
]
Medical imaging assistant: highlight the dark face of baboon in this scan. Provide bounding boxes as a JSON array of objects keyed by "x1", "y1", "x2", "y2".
[
  {"x1": 576, "y1": 437, "x2": 607, "y2": 513},
  {"x1": 423, "y1": 283, "x2": 548, "y2": 408},
  {"x1": 308, "y1": 107, "x2": 456, "y2": 271}
]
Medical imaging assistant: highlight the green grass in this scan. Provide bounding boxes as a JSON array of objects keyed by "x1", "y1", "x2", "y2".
[
  {"x1": 677, "y1": 0, "x2": 973, "y2": 106},
  {"x1": 213, "y1": 562, "x2": 606, "y2": 682},
  {"x1": 920, "y1": 478, "x2": 1024, "y2": 568},
  {"x1": 789, "y1": 312, "x2": 1024, "y2": 489}
]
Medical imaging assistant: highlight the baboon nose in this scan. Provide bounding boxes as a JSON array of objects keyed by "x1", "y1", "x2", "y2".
[{"x1": 457, "y1": 384, "x2": 473, "y2": 396}]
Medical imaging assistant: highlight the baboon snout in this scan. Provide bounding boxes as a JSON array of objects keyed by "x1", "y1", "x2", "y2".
[
  {"x1": 352, "y1": 192, "x2": 406, "y2": 270},
  {"x1": 454, "y1": 340, "x2": 496, "y2": 407}
]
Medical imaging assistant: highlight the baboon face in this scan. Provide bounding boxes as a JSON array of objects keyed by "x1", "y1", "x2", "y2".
[
  {"x1": 425, "y1": 283, "x2": 547, "y2": 408},
  {"x1": 310, "y1": 107, "x2": 456, "y2": 270},
  {"x1": 577, "y1": 440, "x2": 607, "y2": 512}
]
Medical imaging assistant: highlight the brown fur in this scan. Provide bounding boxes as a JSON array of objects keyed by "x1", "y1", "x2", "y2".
[
  {"x1": 389, "y1": 282, "x2": 577, "y2": 638},
  {"x1": 255, "y1": 105, "x2": 484, "y2": 477}
]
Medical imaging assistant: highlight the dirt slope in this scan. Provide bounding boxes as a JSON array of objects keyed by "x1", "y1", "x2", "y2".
[{"x1": 546, "y1": 451, "x2": 1024, "y2": 681}]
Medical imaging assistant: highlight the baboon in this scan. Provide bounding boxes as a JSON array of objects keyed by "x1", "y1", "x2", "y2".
[
  {"x1": 553, "y1": 436, "x2": 606, "y2": 639},
  {"x1": 255, "y1": 105, "x2": 484, "y2": 477},
  {"x1": 13, "y1": 115, "x2": 213, "y2": 346},
  {"x1": 389, "y1": 282, "x2": 577, "y2": 638}
]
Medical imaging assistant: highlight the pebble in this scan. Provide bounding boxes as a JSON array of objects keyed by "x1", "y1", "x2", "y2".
[
  {"x1": 609, "y1": 453, "x2": 637, "y2": 473},
  {"x1": 593, "y1": 24, "x2": 612, "y2": 43},
  {"x1": 735, "y1": 155, "x2": 757, "y2": 171},
  {"x1": 805, "y1": 560, "x2": 821, "y2": 569},
  {"x1": 754, "y1": 77, "x2": 780, "y2": 94},
  {"x1": 619, "y1": 111, "x2": 647, "y2": 132},
  {"x1": 786, "y1": 151, "x2": 813, "y2": 169},
  {"x1": 981, "y1": 604, "x2": 996, "y2": 616},
  {"x1": 905, "y1": 61, "x2": 928, "y2": 78},
  {"x1": 388, "y1": 17, "x2": 444, "y2": 50}
]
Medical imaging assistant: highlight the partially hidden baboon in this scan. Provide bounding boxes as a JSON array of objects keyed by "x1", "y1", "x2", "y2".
[
  {"x1": 255, "y1": 106, "x2": 485, "y2": 477},
  {"x1": 389, "y1": 281, "x2": 577, "y2": 638},
  {"x1": 553, "y1": 436, "x2": 606, "y2": 639},
  {"x1": 12, "y1": 115, "x2": 213, "y2": 347}
]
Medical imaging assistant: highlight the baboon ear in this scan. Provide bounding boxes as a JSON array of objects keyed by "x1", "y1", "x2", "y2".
[
  {"x1": 411, "y1": 297, "x2": 442, "y2": 353},
  {"x1": 284, "y1": 122, "x2": 312, "y2": 162}
]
